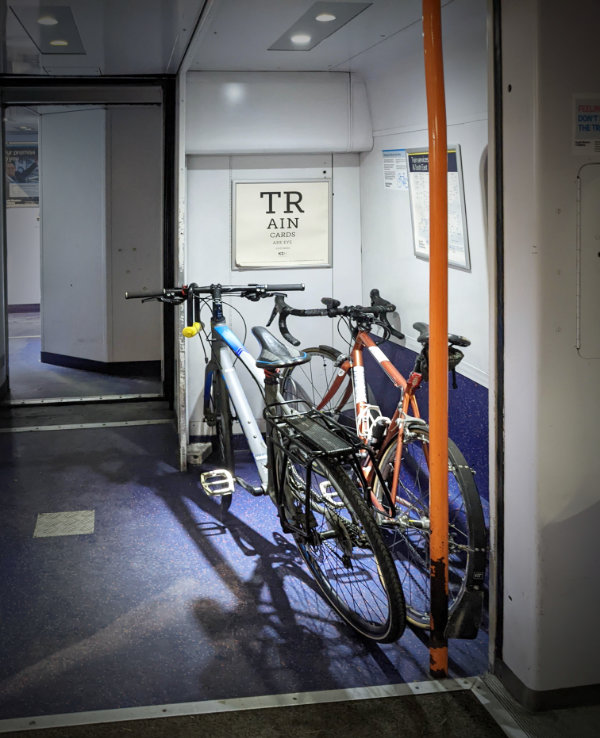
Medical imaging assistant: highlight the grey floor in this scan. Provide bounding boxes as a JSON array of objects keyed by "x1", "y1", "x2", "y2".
[{"x1": 7, "y1": 312, "x2": 161, "y2": 402}]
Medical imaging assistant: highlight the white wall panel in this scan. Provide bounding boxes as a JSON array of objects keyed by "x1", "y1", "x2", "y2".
[
  {"x1": 6, "y1": 207, "x2": 40, "y2": 305},
  {"x1": 356, "y1": 0, "x2": 489, "y2": 386},
  {"x1": 40, "y1": 108, "x2": 108, "y2": 362},
  {"x1": 107, "y1": 106, "x2": 162, "y2": 362},
  {"x1": 502, "y1": 0, "x2": 600, "y2": 695},
  {"x1": 185, "y1": 72, "x2": 372, "y2": 154}
]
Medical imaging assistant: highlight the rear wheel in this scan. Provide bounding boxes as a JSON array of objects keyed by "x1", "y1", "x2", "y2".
[
  {"x1": 373, "y1": 426, "x2": 486, "y2": 629},
  {"x1": 206, "y1": 371, "x2": 233, "y2": 514},
  {"x1": 281, "y1": 453, "x2": 406, "y2": 642}
]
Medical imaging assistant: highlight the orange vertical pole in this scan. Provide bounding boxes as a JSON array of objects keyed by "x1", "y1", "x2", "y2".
[{"x1": 422, "y1": 0, "x2": 449, "y2": 677}]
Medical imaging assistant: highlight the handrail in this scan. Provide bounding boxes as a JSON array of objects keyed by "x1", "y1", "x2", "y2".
[{"x1": 423, "y1": 0, "x2": 450, "y2": 678}]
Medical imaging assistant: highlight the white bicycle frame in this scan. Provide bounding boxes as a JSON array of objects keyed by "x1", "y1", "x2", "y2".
[{"x1": 210, "y1": 323, "x2": 275, "y2": 489}]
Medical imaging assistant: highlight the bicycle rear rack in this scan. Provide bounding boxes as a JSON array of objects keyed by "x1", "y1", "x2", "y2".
[{"x1": 264, "y1": 401, "x2": 396, "y2": 521}]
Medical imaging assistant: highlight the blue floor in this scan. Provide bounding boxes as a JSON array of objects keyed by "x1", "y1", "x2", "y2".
[
  {"x1": 0, "y1": 423, "x2": 489, "y2": 721},
  {"x1": 7, "y1": 312, "x2": 161, "y2": 401}
]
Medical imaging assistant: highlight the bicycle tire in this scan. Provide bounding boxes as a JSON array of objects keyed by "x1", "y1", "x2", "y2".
[
  {"x1": 207, "y1": 371, "x2": 234, "y2": 514},
  {"x1": 280, "y1": 453, "x2": 406, "y2": 642},
  {"x1": 281, "y1": 346, "x2": 363, "y2": 428},
  {"x1": 373, "y1": 426, "x2": 486, "y2": 629}
]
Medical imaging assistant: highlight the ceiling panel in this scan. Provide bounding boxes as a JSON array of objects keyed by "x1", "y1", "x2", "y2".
[
  {"x1": 3, "y1": 0, "x2": 208, "y2": 76},
  {"x1": 187, "y1": 0, "x2": 427, "y2": 73}
]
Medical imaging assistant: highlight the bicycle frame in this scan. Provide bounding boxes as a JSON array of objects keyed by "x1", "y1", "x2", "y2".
[
  {"x1": 317, "y1": 330, "x2": 425, "y2": 511},
  {"x1": 204, "y1": 318, "x2": 270, "y2": 487}
]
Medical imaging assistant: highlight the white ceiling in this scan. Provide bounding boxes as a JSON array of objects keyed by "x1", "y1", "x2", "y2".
[
  {"x1": 2, "y1": 0, "x2": 462, "y2": 135},
  {"x1": 186, "y1": 0, "x2": 428, "y2": 74},
  {"x1": 4, "y1": 0, "x2": 206, "y2": 77},
  {"x1": 3, "y1": 0, "x2": 447, "y2": 78}
]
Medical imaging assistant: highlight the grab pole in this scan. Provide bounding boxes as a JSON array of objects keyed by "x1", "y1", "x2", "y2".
[{"x1": 423, "y1": 0, "x2": 449, "y2": 677}]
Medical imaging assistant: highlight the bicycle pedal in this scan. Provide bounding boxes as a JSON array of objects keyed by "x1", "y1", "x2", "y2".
[{"x1": 200, "y1": 469, "x2": 234, "y2": 497}]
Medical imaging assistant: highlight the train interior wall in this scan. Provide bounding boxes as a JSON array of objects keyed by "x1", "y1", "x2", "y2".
[{"x1": 2, "y1": 0, "x2": 600, "y2": 727}]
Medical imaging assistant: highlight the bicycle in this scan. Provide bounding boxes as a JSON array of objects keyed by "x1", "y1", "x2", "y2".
[
  {"x1": 268, "y1": 288, "x2": 487, "y2": 637},
  {"x1": 125, "y1": 282, "x2": 406, "y2": 643}
]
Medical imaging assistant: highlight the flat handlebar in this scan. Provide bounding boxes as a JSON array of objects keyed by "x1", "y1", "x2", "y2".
[
  {"x1": 125, "y1": 282, "x2": 306, "y2": 339},
  {"x1": 125, "y1": 282, "x2": 305, "y2": 302}
]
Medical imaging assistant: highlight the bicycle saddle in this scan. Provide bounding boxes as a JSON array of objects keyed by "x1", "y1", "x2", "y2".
[
  {"x1": 252, "y1": 326, "x2": 310, "y2": 369},
  {"x1": 413, "y1": 322, "x2": 471, "y2": 347}
]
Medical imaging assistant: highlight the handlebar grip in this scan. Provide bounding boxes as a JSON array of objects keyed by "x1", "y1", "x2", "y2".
[
  {"x1": 278, "y1": 312, "x2": 300, "y2": 346},
  {"x1": 302, "y1": 308, "x2": 329, "y2": 317},
  {"x1": 125, "y1": 289, "x2": 163, "y2": 299},
  {"x1": 388, "y1": 326, "x2": 405, "y2": 340},
  {"x1": 182, "y1": 322, "x2": 201, "y2": 338},
  {"x1": 265, "y1": 283, "x2": 305, "y2": 292}
]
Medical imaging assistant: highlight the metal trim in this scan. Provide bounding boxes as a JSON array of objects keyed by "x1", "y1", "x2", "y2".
[
  {"x1": 0, "y1": 678, "x2": 482, "y2": 734},
  {"x1": 0, "y1": 419, "x2": 174, "y2": 433}
]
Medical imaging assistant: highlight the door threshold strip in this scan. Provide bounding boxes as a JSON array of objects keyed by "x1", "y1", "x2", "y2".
[
  {"x1": 6, "y1": 393, "x2": 163, "y2": 406},
  {"x1": 0, "y1": 676, "x2": 526, "y2": 736},
  {"x1": 0, "y1": 419, "x2": 174, "y2": 433}
]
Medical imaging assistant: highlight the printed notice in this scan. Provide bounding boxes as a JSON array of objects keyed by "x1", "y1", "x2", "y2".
[
  {"x1": 382, "y1": 149, "x2": 409, "y2": 190},
  {"x1": 233, "y1": 180, "x2": 331, "y2": 269},
  {"x1": 574, "y1": 98, "x2": 600, "y2": 155},
  {"x1": 5, "y1": 143, "x2": 39, "y2": 207},
  {"x1": 407, "y1": 147, "x2": 471, "y2": 271}
]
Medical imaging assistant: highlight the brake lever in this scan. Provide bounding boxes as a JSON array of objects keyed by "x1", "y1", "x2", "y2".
[{"x1": 266, "y1": 305, "x2": 278, "y2": 327}]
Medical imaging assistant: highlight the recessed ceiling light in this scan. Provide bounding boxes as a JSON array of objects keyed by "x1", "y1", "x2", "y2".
[
  {"x1": 37, "y1": 14, "x2": 58, "y2": 26},
  {"x1": 291, "y1": 33, "x2": 311, "y2": 45},
  {"x1": 10, "y1": 6, "x2": 85, "y2": 54},
  {"x1": 269, "y1": 2, "x2": 372, "y2": 52}
]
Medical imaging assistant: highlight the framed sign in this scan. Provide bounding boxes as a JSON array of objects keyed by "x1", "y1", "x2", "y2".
[
  {"x1": 232, "y1": 179, "x2": 331, "y2": 269},
  {"x1": 407, "y1": 146, "x2": 471, "y2": 271},
  {"x1": 5, "y1": 143, "x2": 39, "y2": 207}
]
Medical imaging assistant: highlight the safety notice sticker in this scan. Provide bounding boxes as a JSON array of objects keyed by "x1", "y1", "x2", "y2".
[{"x1": 574, "y1": 97, "x2": 600, "y2": 154}]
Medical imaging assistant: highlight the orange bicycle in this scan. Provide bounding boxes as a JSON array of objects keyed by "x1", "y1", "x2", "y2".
[{"x1": 268, "y1": 289, "x2": 487, "y2": 636}]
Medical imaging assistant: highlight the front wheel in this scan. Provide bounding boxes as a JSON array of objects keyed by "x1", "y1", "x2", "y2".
[
  {"x1": 373, "y1": 427, "x2": 487, "y2": 630},
  {"x1": 281, "y1": 455, "x2": 406, "y2": 642},
  {"x1": 280, "y1": 347, "x2": 354, "y2": 425}
]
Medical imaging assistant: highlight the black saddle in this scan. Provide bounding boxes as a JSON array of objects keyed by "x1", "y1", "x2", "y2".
[{"x1": 252, "y1": 326, "x2": 309, "y2": 369}]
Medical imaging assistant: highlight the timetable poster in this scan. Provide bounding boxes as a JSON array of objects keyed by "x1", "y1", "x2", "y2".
[{"x1": 407, "y1": 147, "x2": 470, "y2": 270}]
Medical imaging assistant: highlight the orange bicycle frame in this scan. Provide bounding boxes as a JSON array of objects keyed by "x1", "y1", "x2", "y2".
[{"x1": 315, "y1": 330, "x2": 423, "y2": 510}]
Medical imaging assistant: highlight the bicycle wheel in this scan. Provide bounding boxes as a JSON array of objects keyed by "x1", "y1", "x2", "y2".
[
  {"x1": 280, "y1": 454, "x2": 406, "y2": 642},
  {"x1": 281, "y1": 347, "x2": 355, "y2": 427},
  {"x1": 373, "y1": 426, "x2": 486, "y2": 629},
  {"x1": 206, "y1": 371, "x2": 234, "y2": 514}
]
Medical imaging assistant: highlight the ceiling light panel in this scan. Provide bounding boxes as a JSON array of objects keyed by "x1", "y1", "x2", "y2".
[
  {"x1": 269, "y1": 1, "x2": 372, "y2": 51},
  {"x1": 10, "y1": 5, "x2": 85, "y2": 54}
]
